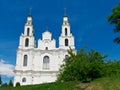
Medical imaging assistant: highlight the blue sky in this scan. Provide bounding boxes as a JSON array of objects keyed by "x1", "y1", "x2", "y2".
[{"x1": 0, "y1": 0, "x2": 120, "y2": 83}]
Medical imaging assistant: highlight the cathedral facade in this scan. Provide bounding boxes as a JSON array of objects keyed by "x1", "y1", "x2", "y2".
[{"x1": 14, "y1": 13, "x2": 76, "y2": 86}]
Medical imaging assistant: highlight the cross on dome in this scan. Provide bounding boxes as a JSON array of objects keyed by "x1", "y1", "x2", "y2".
[{"x1": 64, "y1": 8, "x2": 67, "y2": 17}]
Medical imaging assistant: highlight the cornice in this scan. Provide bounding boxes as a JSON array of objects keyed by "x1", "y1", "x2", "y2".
[
  {"x1": 17, "y1": 48, "x2": 70, "y2": 52},
  {"x1": 14, "y1": 70, "x2": 58, "y2": 74}
]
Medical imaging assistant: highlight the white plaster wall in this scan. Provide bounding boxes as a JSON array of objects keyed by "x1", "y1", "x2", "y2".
[
  {"x1": 59, "y1": 36, "x2": 75, "y2": 49},
  {"x1": 24, "y1": 26, "x2": 33, "y2": 36},
  {"x1": 33, "y1": 51, "x2": 64, "y2": 71},
  {"x1": 14, "y1": 49, "x2": 69, "y2": 86},
  {"x1": 15, "y1": 51, "x2": 22, "y2": 70},
  {"x1": 61, "y1": 26, "x2": 70, "y2": 36},
  {"x1": 20, "y1": 76, "x2": 32, "y2": 85},
  {"x1": 38, "y1": 39, "x2": 56, "y2": 50},
  {"x1": 19, "y1": 35, "x2": 35, "y2": 49},
  {"x1": 38, "y1": 74, "x2": 56, "y2": 83},
  {"x1": 14, "y1": 75, "x2": 21, "y2": 86},
  {"x1": 14, "y1": 72, "x2": 58, "y2": 86},
  {"x1": 42, "y1": 31, "x2": 52, "y2": 40}
]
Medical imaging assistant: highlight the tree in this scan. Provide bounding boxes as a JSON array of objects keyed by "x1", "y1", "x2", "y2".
[
  {"x1": 108, "y1": 4, "x2": 120, "y2": 43},
  {"x1": 57, "y1": 48, "x2": 107, "y2": 82},
  {"x1": 0, "y1": 75, "x2": 1, "y2": 85},
  {"x1": 8, "y1": 80, "x2": 13, "y2": 87}
]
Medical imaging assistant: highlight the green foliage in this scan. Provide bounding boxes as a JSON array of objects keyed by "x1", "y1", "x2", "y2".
[
  {"x1": 104, "y1": 60, "x2": 120, "y2": 76},
  {"x1": 57, "y1": 48, "x2": 107, "y2": 82},
  {"x1": 8, "y1": 80, "x2": 13, "y2": 87},
  {"x1": 16, "y1": 82, "x2": 20, "y2": 87},
  {"x1": 107, "y1": 4, "x2": 120, "y2": 43},
  {"x1": 58, "y1": 47, "x2": 120, "y2": 83}
]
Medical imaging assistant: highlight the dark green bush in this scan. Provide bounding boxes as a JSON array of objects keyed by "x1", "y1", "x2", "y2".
[{"x1": 8, "y1": 80, "x2": 13, "y2": 87}]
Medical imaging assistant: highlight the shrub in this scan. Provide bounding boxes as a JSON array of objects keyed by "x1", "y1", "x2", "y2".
[
  {"x1": 8, "y1": 80, "x2": 13, "y2": 87},
  {"x1": 57, "y1": 48, "x2": 107, "y2": 82}
]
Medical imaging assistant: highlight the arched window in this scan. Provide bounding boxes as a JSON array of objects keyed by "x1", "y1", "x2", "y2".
[
  {"x1": 23, "y1": 55, "x2": 27, "y2": 66},
  {"x1": 22, "y1": 77, "x2": 26, "y2": 82},
  {"x1": 65, "y1": 39, "x2": 69, "y2": 46},
  {"x1": 65, "y1": 55, "x2": 69, "y2": 58},
  {"x1": 27, "y1": 28, "x2": 30, "y2": 36},
  {"x1": 15, "y1": 82, "x2": 20, "y2": 86},
  {"x1": 43, "y1": 56, "x2": 50, "y2": 69},
  {"x1": 25, "y1": 38, "x2": 29, "y2": 47},
  {"x1": 65, "y1": 28, "x2": 67, "y2": 36},
  {"x1": 45, "y1": 47, "x2": 48, "y2": 50}
]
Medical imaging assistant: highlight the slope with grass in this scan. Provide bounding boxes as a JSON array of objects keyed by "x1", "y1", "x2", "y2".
[
  {"x1": 1, "y1": 75, "x2": 120, "y2": 90},
  {"x1": 0, "y1": 81, "x2": 80, "y2": 90},
  {"x1": 85, "y1": 75, "x2": 120, "y2": 90}
]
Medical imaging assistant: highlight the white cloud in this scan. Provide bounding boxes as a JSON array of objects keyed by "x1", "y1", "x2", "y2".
[{"x1": 0, "y1": 59, "x2": 15, "y2": 77}]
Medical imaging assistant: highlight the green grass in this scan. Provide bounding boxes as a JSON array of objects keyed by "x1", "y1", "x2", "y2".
[
  {"x1": 1, "y1": 75, "x2": 120, "y2": 90},
  {"x1": 85, "y1": 75, "x2": 120, "y2": 90},
  {"x1": 0, "y1": 81, "x2": 80, "y2": 90}
]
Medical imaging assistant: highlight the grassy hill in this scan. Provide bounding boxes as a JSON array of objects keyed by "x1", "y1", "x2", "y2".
[
  {"x1": 0, "y1": 81, "x2": 80, "y2": 90},
  {"x1": 86, "y1": 75, "x2": 120, "y2": 90},
  {"x1": 1, "y1": 75, "x2": 120, "y2": 90}
]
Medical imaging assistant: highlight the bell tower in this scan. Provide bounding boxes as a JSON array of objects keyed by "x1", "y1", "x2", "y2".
[
  {"x1": 59, "y1": 9, "x2": 75, "y2": 49},
  {"x1": 18, "y1": 13, "x2": 36, "y2": 49}
]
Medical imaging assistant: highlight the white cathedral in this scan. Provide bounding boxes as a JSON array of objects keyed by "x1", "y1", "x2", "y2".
[{"x1": 14, "y1": 12, "x2": 76, "y2": 86}]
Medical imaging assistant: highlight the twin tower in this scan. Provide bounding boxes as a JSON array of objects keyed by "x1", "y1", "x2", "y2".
[{"x1": 14, "y1": 12, "x2": 76, "y2": 86}]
